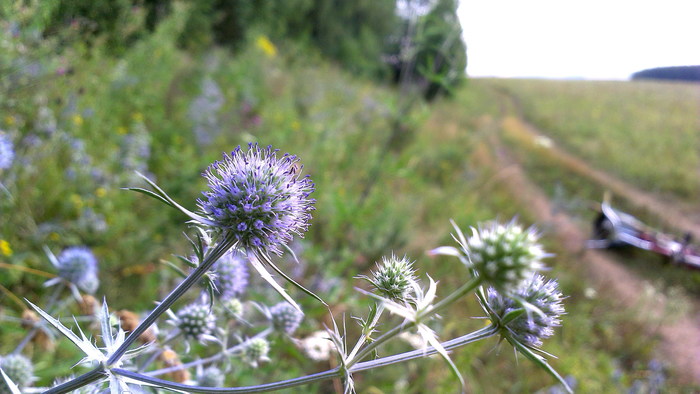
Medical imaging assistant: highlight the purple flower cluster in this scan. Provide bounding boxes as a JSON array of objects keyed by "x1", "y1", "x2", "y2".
[
  {"x1": 198, "y1": 144, "x2": 315, "y2": 255},
  {"x1": 56, "y1": 247, "x2": 99, "y2": 294},
  {"x1": 269, "y1": 302, "x2": 304, "y2": 334},
  {"x1": 212, "y1": 250, "x2": 248, "y2": 299},
  {"x1": 0, "y1": 133, "x2": 14, "y2": 170},
  {"x1": 485, "y1": 275, "x2": 565, "y2": 348}
]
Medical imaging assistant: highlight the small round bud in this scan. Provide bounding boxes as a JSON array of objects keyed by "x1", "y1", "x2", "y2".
[
  {"x1": 365, "y1": 254, "x2": 416, "y2": 301},
  {"x1": 466, "y1": 221, "x2": 546, "y2": 292},
  {"x1": 485, "y1": 275, "x2": 565, "y2": 348},
  {"x1": 245, "y1": 338, "x2": 270, "y2": 367},
  {"x1": 0, "y1": 354, "x2": 34, "y2": 392},
  {"x1": 176, "y1": 303, "x2": 216, "y2": 340},
  {"x1": 56, "y1": 246, "x2": 99, "y2": 293},
  {"x1": 300, "y1": 331, "x2": 335, "y2": 362},
  {"x1": 196, "y1": 366, "x2": 225, "y2": 387},
  {"x1": 222, "y1": 298, "x2": 243, "y2": 318},
  {"x1": 269, "y1": 302, "x2": 304, "y2": 334}
]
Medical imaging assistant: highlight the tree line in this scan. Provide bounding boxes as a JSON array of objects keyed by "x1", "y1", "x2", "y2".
[{"x1": 45, "y1": 0, "x2": 467, "y2": 99}]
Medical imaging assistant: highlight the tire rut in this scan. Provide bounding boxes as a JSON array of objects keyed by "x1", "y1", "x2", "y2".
[{"x1": 471, "y1": 115, "x2": 700, "y2": 384}]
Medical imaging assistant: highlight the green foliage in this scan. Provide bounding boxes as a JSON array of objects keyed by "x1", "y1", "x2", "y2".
[
  {"x1": 3, "y1": 2, "x2": 697, "y2": 392},
  {"x1": 490, "y1": 78, "x2": 700, "y2": 200}
]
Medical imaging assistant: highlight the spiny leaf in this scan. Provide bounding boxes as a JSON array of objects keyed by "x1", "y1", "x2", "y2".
[
  {"x1": 26, "y1": 299, "x2": 103, "y2": 362},
  {"x1": 247, "y1": 253, "x2": 302, "y2": 312},
  {"x1": 0, "y1": 368, "x2": 21, "y2": 394},
  {"x1": 258, "y1": 252, "x2": 328, "y2": 308}
]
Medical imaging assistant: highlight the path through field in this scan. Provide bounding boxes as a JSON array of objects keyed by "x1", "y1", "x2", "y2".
[{"x1": 470, "y1": 89, "x2": 700, "y2": 384}]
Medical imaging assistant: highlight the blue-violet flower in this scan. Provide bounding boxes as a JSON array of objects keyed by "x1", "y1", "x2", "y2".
[{"x1": 198, "y1": 144, "x2": 315, "y2": 255}]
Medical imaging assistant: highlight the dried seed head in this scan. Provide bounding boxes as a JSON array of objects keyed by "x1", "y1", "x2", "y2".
[{"x1": 117, "y1": 310, "x2": 156, "y2": 344}]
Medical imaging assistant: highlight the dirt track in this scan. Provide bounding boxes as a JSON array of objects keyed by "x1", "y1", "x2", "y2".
[{"x1": 470, "y1": 93, "x2": 700, "y2": 384}]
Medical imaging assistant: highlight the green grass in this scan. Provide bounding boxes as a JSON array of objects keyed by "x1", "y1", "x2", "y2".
[
  {"x1": 1, "y1": 4, "x2": 699, "y2": 393},
  {"x1": 488, "y1": 78, "x2": 700, "y2": 201}
]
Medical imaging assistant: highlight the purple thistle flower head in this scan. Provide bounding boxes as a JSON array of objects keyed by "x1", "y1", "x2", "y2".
[
  {"x1": 212, "y1": 250, "x2": 248, "y2": 299},
  {"x1": 0, "y1": 133, "x2": 14, "y2": 170},
  {"x1": 269, "y1": 301, "x2": 304, "y2": 334},
  {"x1": 485, "y1": 275, "x2": 565, "y2": 348},
  {"x1": 198, "y1": 144, "x2": 315, "y2": 255},
  {"x1": 56, "y1": 246, "x2": 99, "y2": 294}
]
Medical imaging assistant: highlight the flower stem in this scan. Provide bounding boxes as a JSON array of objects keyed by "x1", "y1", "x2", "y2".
[
  {"x1": 347, "y1": 276, "x2": 481, "y2": 368},
  {"x1": 145, "y1": 327, "x2": 273, "y2": 377},
  {"x1": 106, "y1": 234, "x2": 237, "y2": 366},
  {"x1": 113, "y1": 326, "x2": 497, "y2": 393},
  {"x1": 350, "y1": 324, "x2": 498, "y2": 372},
  {"x1": 345, "y1": 303, "x2": 385, "y2": 362},
  {"x1": 44, "y1": 365, "x2": 105, "y2": 394}
]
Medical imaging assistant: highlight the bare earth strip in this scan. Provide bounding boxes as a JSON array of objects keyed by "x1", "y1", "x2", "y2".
[
  {"x1": 497, "y1": 96, "x2": 700, "y2": 240},
  {"x1": 475, "y1": 132, "x2": 700, "y2": 384}
]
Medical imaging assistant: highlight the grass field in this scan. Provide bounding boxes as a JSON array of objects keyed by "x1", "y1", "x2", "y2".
[
  {"x1": 488, "y1": 78, "x2": 700, "y2": 201},
  {"x1": 1, "y1": 5, "x2": 699, "y2": 393}
]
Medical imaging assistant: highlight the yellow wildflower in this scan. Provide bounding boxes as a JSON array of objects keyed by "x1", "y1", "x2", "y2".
[
  {"x1": 291, "y1": 120, "x2": 301, "y2": 131},
  {"x1": 256, "y1": 36, "x2": 277, "y2": 58},
  {"x1": 132, "y1": 112, "x2": 144, "y2": 122},
  {"x1": 70, "y1": 193, "x2": 84, "y2": 209},
  {"x1": 95, "y1": 188, "x2": 107, "y2": 198},
  {"x1": 49, "y1": 232, "x2": 60, "y2": 241},
  {"x1": 0, "y1": 240, "x2": 12, "y2": 256},
  {"x1": 72, "y1": 114, "x2": 84, "y2": 126},
  {"x1": 4, "y1": 116, "x2": 15, "y2": 127},
  {"x1": 117, "y1": 126, "x2": 128, "y2": 135}
]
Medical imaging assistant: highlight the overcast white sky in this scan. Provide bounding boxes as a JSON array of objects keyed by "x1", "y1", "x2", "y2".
[{"x1": 458, "y1": 0, "x2": 700, "y2": 80}]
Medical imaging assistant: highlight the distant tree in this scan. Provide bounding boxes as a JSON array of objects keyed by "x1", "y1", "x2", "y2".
[
  {"x1": 631, "y1": 66, "x2": 700, "y2": 82},
  {"x1": 386, "y1": 0, "x2": 467, "y2": 100}
]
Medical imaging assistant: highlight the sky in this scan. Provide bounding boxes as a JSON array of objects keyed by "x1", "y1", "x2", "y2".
[{"x1": 457, "y1": 0, "x2": 700, "y2": 80}]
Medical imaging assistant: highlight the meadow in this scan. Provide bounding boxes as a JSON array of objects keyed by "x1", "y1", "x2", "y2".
[{"x1": 1, "y1": 4, "x2": 698, "y2": 393}]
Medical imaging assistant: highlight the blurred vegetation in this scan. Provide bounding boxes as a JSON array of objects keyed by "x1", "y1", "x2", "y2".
[
  {"x1": 43, "y1": 0, "x2": 466, "y2": 99},
  {"x1": 0, "y1": 1, "x2": 698, "y2": 393}
]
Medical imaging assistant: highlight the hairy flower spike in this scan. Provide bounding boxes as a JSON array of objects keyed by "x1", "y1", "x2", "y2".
[
  {"x1": 465, "y1": 221, "x2": 546, "y2": 292},
  {"x1": 269, "y1": 302, "x2": 304, "y2": 334},
  {"x1": 212, "y1": 250, "x2": 249, "y2": 299},
  {"x1": 56, "y1": 246, "x2": 100, "y2": 294},
  {"x1": 485, "y1": 275, "x2": 565, "y2": 348},
  {"x1": 176, "y1": 303, "x2": 216, "y2": 340},
  {"x1": 198, "y1": 144, "x2": 315, "y2": 255},
  {"x1": 0, "y1": 354, "x2": 34, "y2": 393},
  {"x1": 363, "y1": 254, "x2": 417, "y2": 301}
]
